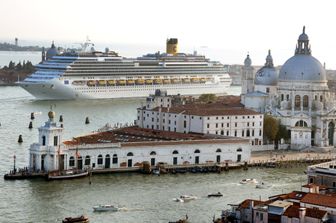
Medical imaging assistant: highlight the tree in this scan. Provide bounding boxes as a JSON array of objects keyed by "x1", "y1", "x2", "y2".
[
  {"x1": 276, "y1": 124, "x2": 290, "y2": 142},
  {"x1": 198, "y1": 94, "x2": 217, "y2": 103},
  {"x1": 263, "y1": 115, "x2": 279, "y2": 141}
]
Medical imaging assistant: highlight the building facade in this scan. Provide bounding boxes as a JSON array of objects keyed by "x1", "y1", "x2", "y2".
[
  {"x1": 136, "y1": 91, "x2": 264, "y2": 148},
  {"x1": 242, "y1": 27, "x2": 336, "y2": 150},
  {"x1": 29, "y1": 111, "x2": 251, "y2": 173}
]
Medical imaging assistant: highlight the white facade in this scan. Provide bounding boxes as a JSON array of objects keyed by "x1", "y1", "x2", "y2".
[
  {"x1": 136, "y1": 96, "x2": 264, "y2": 148},
  {"x1": 242, "y1": 27, "x2": 336, "y2": 150},
  {"x1": 29, "y1": 112, "x2": 251, "y2": 173}
]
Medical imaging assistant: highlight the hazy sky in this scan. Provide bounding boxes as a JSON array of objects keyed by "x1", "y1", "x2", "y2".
[{"x1": 1, "y1": 0, "x2": 336, "y2": 68}]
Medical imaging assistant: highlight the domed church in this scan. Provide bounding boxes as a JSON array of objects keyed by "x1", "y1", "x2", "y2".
[{"x1": 242, "y1": 27, "x2": 336, "y2": 150}]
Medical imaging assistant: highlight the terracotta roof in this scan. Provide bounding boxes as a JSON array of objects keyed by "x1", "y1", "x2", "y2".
[
  {"x1": 301, "y1": 193, "x2": 336, "y2": 208},
  {"x1": 239, "y1": 199, "x2": 265, "y2": 209},
  {"x1": 302, "y1": 183, "x2": 328, "y2": 190},
  {"x1": 283, "y1": 206, "x2": 326, "y2": 219},
  {"x1": 151, "y1": 103, "x2": 261, "y2": 116},
  {"x1": 63, "y1": 126, "x2": 248, "y2": 147},
  {"x1": 305, "y1": 208, "x2": 327, "y2": 219},
  {"x1": 286, "y1": 191, "x2": 307, "y2": 201}
]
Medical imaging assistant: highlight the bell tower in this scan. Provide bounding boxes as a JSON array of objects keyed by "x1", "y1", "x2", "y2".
[{"x1": 241, "y1": 54, "x2": 254, "y2": 95}]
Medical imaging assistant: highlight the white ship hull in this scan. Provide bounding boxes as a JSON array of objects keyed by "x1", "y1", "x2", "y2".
[{"x1": 18, "y1": 78, "x2": 231, "y2": 100}]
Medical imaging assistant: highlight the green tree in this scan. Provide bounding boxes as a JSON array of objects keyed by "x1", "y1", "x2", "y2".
[
  {"x1": 263, "y1": 115, "x2": 279, "y2": 141},
  {"x1": 198, "y1": 94, "x2": 217, "y2": 103},
  {"x1": 8, "y1": 61, "x2": 15, "y2": 69},
  {"x1": 276, "y1": 124, "x2": 290, "y2": 141}
]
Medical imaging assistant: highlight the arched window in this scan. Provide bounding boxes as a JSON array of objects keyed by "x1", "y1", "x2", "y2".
[
  {"x1": 194, "y1": 149, "x2": 200, "y2": 153},
  {"x1": 172, "y1": 150, "x2": 179, "y2": 154},
  {"x1": 281, "y1": 94, "x2": 284, "y2": 101},
  {"x1": 295, "y1": 120, "x2": 308, "y2": 127},
  {"x1": 237, "y1": 148, "x2": 243, "y2": 152},
  {"x1": 220, "y1": 130, "x2": 224, "y2": 135},
  {"x1": 112, "y1": 154, "x2": 118, "y2": 164},
  {"x1": 216, "y1": 149, "x2": 222, "y2": 153},
  {"x1": 85, "y1": 155, "x2": 90, "y2": 165},
  {"x1": 42, "y1": 136, "x2": 46, "y2": 146},
  {"x1": 69, "y1": 156, "x2": 75, "y2": 167},
  {"x1": 97, "y1": 154, "x2": 103, "y2": 165},
  {"x1": 303, "y1": 95, "x2": 309, "y2": 108},
  {"x1": 150, "y1": 151, "x2": 156, "y2": 156},
  {"x1": 252, "y1": 130, "x2": 254, "y2": 137},
  {"x1": 242, "y1": 130, "x2": 244, "y2": 137},
  {"x1": 295, "y1": 95, "x2": 301, "y2": 108},
  {"x1": 246, "y1": 130, "x2": 250, "y2": 137},
  {"x1": 127, "y1": 152, "x2": 134, "y2": 156}
]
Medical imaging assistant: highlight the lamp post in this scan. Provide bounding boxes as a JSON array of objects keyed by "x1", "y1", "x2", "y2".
[{"x1": 13, "y1": 154, "x2": 16, "y2": 174}]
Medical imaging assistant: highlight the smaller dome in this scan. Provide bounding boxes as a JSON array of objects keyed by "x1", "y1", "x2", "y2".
[
  {"x1": 46, "y1": 41, "x2": 58, "y2": 59},
  {"x1": 48, "y1": 111, "x2": 55, "y2": 119},
  {"x1": 255, "y1": 67, "x2": 278, "y2": 86},
  {"x1": 244, "y1": 54, "x2": 252, "y2": 66}
]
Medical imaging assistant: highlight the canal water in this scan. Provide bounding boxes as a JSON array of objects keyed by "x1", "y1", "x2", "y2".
[{"x1": 0, "y1": 86, "x2": 307, "y2": 223}]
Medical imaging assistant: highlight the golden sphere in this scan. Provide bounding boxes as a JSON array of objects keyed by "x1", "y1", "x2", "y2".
[{"x1": 48, "y1": 111, "x2": 55, "y2": 119}]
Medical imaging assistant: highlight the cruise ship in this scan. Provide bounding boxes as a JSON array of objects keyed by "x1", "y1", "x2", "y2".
[{"x1": 18, "y1": 38, "x2": 231, "y2": 100}]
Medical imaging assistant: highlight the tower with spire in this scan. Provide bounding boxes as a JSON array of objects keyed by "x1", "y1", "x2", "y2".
[
  {"x1": 241, "y1": 54, "x2": 254, "y2": 95},
  {"x1": 29, "y1": 110, "x2": 64, "y2": 172}
]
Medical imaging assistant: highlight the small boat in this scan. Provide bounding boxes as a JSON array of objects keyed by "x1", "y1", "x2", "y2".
[
  {"x1": 152, "y1": 169, "x2": 160, "y2": 175},
  {"x1": 145, "y1": 79, "x2": 153, "y2": 84},
  {"x1": 62, "y1": 215, "x2": 89, "y2": 223},
  {"x1": 93, "y1": 204, "x2": 119, "y2": 212},
  {"x1": 208, "y1": 192, "x2": 223, "y2": 197},
  {"x1": 47, "y1": 170, "x2": 88, "y2": 180},
  {"x1": 240, "y1": 178, "x2": 258, "y2": 184},
  {"x1": 107, "y1": 80, "x2": 116, "y2": 85},
  {"x1": 256, "y1": 182, "x2": 271, "y2": 189},
  {"x1": 179, "y1": 195, "x2": 197, "y2": 202}
]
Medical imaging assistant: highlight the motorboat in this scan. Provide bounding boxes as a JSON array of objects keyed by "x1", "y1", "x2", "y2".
[
  {"x1": 208, "y1": 192, "x2": 223, "y2": 197},
  {"x1": 152, "y1": 169, "x2": 160, "y2": 175},
  {"x1": 256, "y1": 182, "x2": 271, "y2": 189},
  {"x1": 239, "y1": 178, "x2": 258, "y2": 184},
  {"x1": 62, "y1": 215, "x2": 89, "y2": 223},
  {"x1": 47, "y1": 170, "x2": 88, "y2": 180},
  {"x1": 93, "y1": 204, "x2": 119, "y2": 212},
  {"x1": 175, "y1": 195, "x2": 197, "y2": 202}
]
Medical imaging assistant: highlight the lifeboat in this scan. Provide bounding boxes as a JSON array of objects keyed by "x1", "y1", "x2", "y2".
[
  {"x1": 127, "y1": 80, "x2": 135, "y2": 85},
  {"x1": 172, "y1": 79, "x2": 181, "y2": 84},
  {"x1": 87, "y1": 80, "x2": 96, "y2": 87},
  {"x1": 136, "y1": 79, "x2": 145, "y2": 85},
  {"x1": 191, "y1": 78, "x2": 200, "y2": 83},
  {"x1": 72, "y1": 80, "x2": 86, "y2": 86},
  {"x1": 154, "y1": 79, "x2": 163, "y2": 85},
  {"x1": 200, "y1": 78, "x2": 206, "y2": 83},
  {"x1": 163, "y1": 79, "x2": 171, "y2": 84},
  {"x1": 145, "y1": 79, "x2": 153, "y2": 85},
  {"x1": 117, "y1": 80, "x2": 126, "y2": 85},
  {"x1": 107, "y1": 80, "x2": 116, "y2": 86},
  {"x1": 98, "y1": 80, "x2": 106, "y2": 86},
  {"x1": 182, "y1": 78, "x2": 190, "y2": 83}
]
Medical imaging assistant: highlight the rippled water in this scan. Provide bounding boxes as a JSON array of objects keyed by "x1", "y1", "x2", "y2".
[{"x1": 0, "y1": 86, "x2": 307, "y2": 223}]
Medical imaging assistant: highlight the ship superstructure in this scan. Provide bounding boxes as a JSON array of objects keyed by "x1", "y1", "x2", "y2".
[{"x1": 18, "y1": 38, "x2": 231, "y2": 100}]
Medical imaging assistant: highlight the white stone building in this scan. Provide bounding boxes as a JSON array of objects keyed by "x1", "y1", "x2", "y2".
[
  {"x1": 136, "y1": 91, "x2": 264, "y2": 148},
  {"x1": 29, "y1": 111, "x2": 250, "y2": 172},
  {"x1": 242, "y1": 27, "x2": 336, "y2": 150}
]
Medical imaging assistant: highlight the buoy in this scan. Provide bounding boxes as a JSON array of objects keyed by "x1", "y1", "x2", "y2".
[
  {"x1": 18, "y1": 135, "x2": 23, "y2": 143},
  {"x1": 85, "y1": 117, "x2": 90, "y2": 124},
  {"x1": 30, "y1": 112, "x2": 35, "y2": 120},
  {"x1": 28, "y1": 121, "x2": 33, "y2": 129},
  {"x1": 59, "y1": 115, "x2": 63, "y2": 122}
]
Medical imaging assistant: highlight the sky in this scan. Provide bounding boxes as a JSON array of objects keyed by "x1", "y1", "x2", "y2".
[{"x1": 1, "y1": 0, "x2": 336, "y2": 68}]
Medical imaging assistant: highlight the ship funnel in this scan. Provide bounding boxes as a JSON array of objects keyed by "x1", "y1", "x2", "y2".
[{"x1": 166, "y1": 38, "x2": 178, "y2": 55}]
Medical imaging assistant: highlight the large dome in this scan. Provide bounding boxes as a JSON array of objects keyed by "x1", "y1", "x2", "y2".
[
  {"x1": 279, "y1": 55, "x2": 326, "y2": 81},
  {"x1": 279, "y1": 27, "x2": 326, "y2": 82}
]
